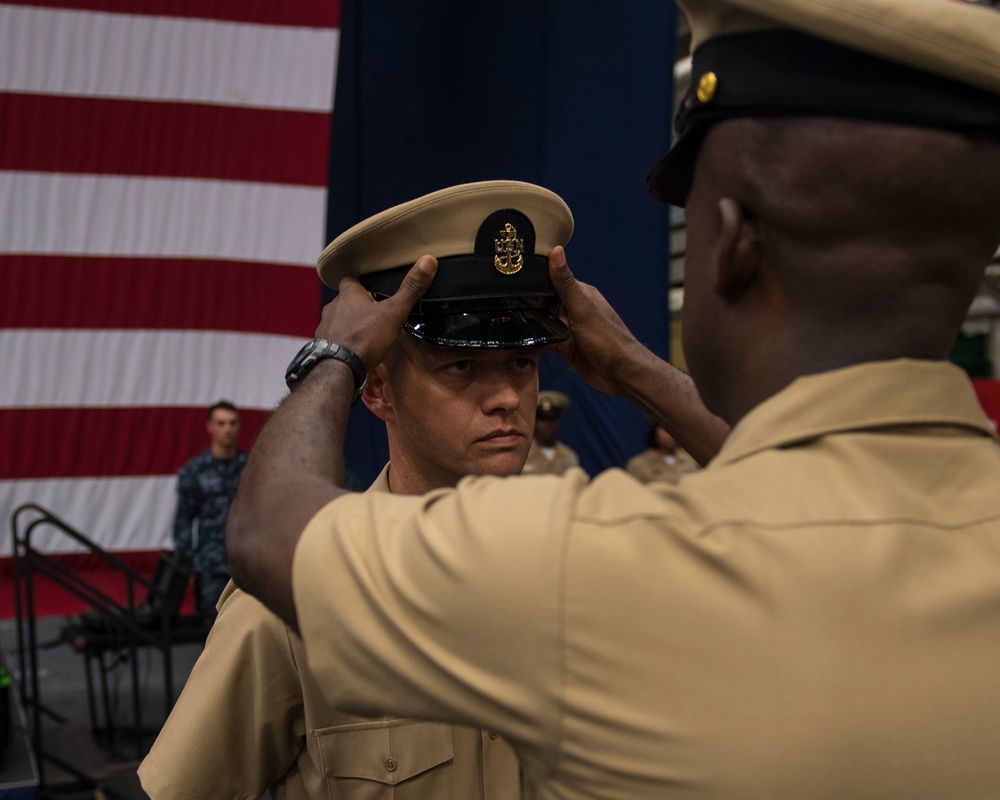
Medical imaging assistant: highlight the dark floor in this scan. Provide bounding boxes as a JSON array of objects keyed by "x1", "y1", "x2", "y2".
[{"x1": 1, "y1": 616, "x2": 204, "y2": 799}]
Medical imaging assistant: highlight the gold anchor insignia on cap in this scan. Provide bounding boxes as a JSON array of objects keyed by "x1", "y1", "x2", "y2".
[
  {"x1": 494, "y1": 223, "x2": 524, "y2": 275},
  {"x1": 696, "y1": 71, "x2": 718, "y2": 103}
]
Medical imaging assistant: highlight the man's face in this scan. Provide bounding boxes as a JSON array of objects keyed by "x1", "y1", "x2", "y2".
[
  {"x1": 373, "y1": 335, "x2": 540, "y2": 490},
  {"x1": 207, "y1": 408, "x2": 240, "y2": 450},
  {"x1": 533, "y1": 415, "x2": 561, "y2": 448}
]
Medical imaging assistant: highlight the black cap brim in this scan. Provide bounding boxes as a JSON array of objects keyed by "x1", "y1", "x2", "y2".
[
  {"x1": 646, "y1": 29, "x2": 1000, "y2": 209},
  {"x1": 646, "y1": 125, "x2": 710, "y2": 208},
  {"x1": 406, "y1": 309, "x2": 569, "y2": 349}
]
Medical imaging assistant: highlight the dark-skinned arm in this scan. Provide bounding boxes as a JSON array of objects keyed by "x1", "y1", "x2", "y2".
[
  {"x1": 546, "y1": 246, "x2": 729, "y2": 466},
  {"x1": 225, "y1": 257, "x2": 438, "y2": 632}
]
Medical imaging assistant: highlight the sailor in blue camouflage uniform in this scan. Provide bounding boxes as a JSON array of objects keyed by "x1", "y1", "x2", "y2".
[{"x1": 172, "y1": 400, "x2": 247, "y2": 615}]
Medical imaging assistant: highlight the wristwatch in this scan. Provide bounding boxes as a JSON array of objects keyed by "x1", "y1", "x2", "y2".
[{"x1": 285, "y1": 338, "x2": 367, "y2": 403}]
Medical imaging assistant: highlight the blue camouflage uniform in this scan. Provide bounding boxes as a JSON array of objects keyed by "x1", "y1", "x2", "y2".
[{"x1": 172, "y1": 449, "x2": 247, "y2": 614}]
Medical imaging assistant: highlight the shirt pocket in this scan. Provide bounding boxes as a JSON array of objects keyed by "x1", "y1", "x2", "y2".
[{"x1": 315, "y1": 719, "x2": 456, "y2": 800}]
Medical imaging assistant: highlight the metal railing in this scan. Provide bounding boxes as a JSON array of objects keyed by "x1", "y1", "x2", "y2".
[{"x1": 9, "y1": 503, "x2": 189, "y2": 786}]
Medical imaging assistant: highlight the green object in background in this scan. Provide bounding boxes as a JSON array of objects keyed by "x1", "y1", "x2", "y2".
[{"x1": 950, "y1": 331, "x2": 992, "y2": 378}]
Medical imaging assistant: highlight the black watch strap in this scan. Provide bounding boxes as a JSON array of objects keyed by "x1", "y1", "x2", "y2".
[{"x1": 286, "y1": 339, "x2": 367, "y2": 403}]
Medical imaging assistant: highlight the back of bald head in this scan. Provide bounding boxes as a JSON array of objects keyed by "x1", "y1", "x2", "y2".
[
  {"x1": 713, "y1": 118, "x2": 1000, "y2": 257},
  {"x1": 699, "y1": 117, "x2": 1000, "y2": 357}
]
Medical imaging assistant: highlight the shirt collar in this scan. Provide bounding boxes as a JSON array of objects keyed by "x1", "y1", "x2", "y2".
[
  {"x1": 368, "y1": 463, "x2": 392, "y2": 493},
  {"x1": 714, "y1": 359, "x2": 997, "y2": 468}
]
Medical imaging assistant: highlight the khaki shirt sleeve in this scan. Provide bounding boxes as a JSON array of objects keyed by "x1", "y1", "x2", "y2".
[
  {"x1": 138, "y1": 584, "x2": 306, "y2": 799},
  {"x1": 293, "y1": 471, "x2": 587, "y2": 776}
]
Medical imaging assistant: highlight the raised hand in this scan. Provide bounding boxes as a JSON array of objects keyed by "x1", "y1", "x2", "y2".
[
  {"x1": 546, "y1": 246, "x2": 648, "y2": 397},
  {"x1": 316, "y1": 255, "x2": 438, "y2": 372}
]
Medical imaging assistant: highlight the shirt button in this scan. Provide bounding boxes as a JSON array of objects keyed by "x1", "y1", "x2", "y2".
[
  {"x1": 385, "y1": 758, "x2": 397, "y2": 772},
  {"x1": 488, "y1": 730, "x2": 500, "y2": 740}
]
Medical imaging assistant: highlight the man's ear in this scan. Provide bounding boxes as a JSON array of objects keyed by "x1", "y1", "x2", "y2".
[
  {"x1": 360, "y1": 367, "x2": 391, "y2": 422},
  {"x1": 713, "y1": 197, "x2": 761, "y2": 302}
]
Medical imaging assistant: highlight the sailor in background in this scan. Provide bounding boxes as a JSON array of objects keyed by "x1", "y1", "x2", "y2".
[
  {"x1": 521, "y1": 390, "x2": 581, "y2": 476},
  {"x1": 626, "y1": 421, "x2": 700, "y2": 484}
]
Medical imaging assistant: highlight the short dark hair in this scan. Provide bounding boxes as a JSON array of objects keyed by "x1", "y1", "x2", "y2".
[{"x1": 207, "y1": 400, "x2": 238, "y2": 419}]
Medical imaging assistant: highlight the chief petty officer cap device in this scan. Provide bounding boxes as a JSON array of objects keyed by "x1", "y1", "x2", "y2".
[
  {"x1": 318, "y1": 180, "x2": 574, "y2": 349},
  {"x1": 536, "y1": 390, "x2": 571, "y2": 420},
  {"x1": 647, "y1": 0, "x2": 1000, "y2": 207}
]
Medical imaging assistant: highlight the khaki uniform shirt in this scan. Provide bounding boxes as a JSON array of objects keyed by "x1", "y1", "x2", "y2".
[
  {"x1": 625, "y1": 447, "x2": 699, "y2": 484},
  {"x1": 292, "y1": 359, "x2": 1000, "y2": 800},
  {"x1": 521, "y1": 440, "x2": 580, "y2": 476},
  {"x1": 139, "y1": 466, "x2": 524, "y2": 800}
]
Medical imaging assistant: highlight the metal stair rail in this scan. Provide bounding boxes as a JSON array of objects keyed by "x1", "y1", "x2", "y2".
[{"x1": 9, "y1": 502, "x2": 185, "y2": 785}]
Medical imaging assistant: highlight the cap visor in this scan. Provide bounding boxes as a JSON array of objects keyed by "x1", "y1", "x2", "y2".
[
  {"x1": 406, "y1": 310, "x2": 569, "y2": 349},
  {"x1": 646, "y1": 126, "x2": 709, "y2": 207}
]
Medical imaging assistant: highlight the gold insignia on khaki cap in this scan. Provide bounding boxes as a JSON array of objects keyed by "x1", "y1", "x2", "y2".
[
  {"x1": 318, "y1": 180, "x2": 574, "y2": 348},
  {"x1": 648, "y1": 0, "x2": 1000, "y2": 206},
  {"x1": 536, "y1": 390, "x2": 571, "y2": 420},
  {"x1": 695, "y1": 71, "x2": 718, "y2": 103}
]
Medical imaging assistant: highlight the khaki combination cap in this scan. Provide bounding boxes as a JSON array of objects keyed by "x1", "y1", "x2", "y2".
[
  {"x1": 648, "y1": 0, "x2": 1000, "y2": 206},
  {"x1": 536, "y1": 390, "x2": 571, "y2": 419},
  {"x1": 318, "y1": 181, "x2": 574, "y2": 349}
]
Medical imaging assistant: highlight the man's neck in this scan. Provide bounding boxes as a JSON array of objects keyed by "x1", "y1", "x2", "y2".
[
  {"x1": 386, "y1": 462, "x2": 451, "y2": 496},
  {"x1": 383, "y1": 430, "x2": 457, "y2": 495},
  {"x1": 210, "y1": 443, "x2": 237, "y2": 460}
]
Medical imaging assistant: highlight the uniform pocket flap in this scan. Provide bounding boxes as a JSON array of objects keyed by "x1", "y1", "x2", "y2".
[{"x1": 317, "y1": 720, "x2": 454, "y2": 785}]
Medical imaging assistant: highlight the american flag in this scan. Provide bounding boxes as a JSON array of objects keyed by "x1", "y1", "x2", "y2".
[{"x1": 0, "y1": 1, "x2": 338, "y2": 559}]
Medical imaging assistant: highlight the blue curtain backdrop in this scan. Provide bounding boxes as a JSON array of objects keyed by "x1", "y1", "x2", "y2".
[{"x1": 326, "y1": 1, "x2": 678, "y2": 485}]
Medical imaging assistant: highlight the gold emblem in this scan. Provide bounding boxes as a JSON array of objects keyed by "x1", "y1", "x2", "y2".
[
  {"x1": 696, "y1": 71, "x2": 718, "y2": 103},
  {"x1": 494, "y1": 223, "x2": 524, "y2": 275}
]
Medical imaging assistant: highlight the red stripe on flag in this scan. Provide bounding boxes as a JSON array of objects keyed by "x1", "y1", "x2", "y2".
[
  {"x1": 1, "y1": 255, "x2": 320, "y2": 337},
  {"x1": 0, "y1": 407, "x2": 272, "y2": 480},
  {"x1": 0, "y1": 94, "x2": 331, "y2": 186},
  {"x1": 3, "y1": 0, "x2": 340, "y2": 27},
  {"x1": 973, "y1": 379, "x2": 1000, "y2": 431}
]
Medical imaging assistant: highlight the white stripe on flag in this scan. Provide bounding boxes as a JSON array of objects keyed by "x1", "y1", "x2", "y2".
[
  {"x1": 0, "y1": 329, "x2": 299, "y2": 410},
  {"x1": 1, "y1": 1, "x2": 338, "y2": 561},
  {"x1": 3, "y1": 475, "x2": 177, "y2": 556},
  {"x1": 0, "y1": 172, "x2": 327, "y2": 265},
  {"x1": 0, "y1": 5, "x2": 339, "y2": 111}
]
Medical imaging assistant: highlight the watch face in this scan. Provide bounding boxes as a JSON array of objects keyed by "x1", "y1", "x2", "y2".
[
  {"x1": 300, "y1": 339, "x2": 323, "y2": 359},
  {"x1": 285, "y1": 339, "x2": 327, "y2": 389}
]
